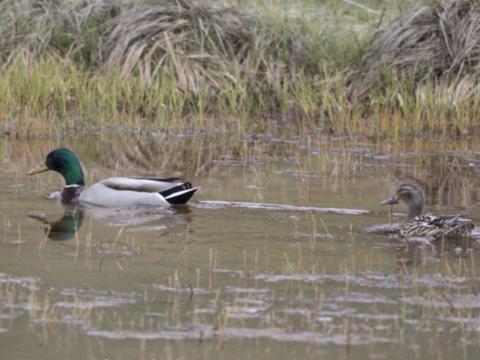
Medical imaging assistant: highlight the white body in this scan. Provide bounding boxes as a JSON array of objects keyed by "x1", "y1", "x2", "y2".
[{"x1": 77, "y1": 177, "x2": 181, "y2": 207}]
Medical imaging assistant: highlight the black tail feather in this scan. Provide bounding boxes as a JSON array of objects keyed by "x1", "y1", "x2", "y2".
[
  {"x1": 159, "y1": 182, "x2": 192, "y2": 198},
  {"x1": 160, "y1": 183, "x2": 197, "y2": 204}
]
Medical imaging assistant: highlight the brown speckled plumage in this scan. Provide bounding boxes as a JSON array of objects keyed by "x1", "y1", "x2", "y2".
[{"x1": 381, "y1": 182, "x2": 475, "y2": 240}]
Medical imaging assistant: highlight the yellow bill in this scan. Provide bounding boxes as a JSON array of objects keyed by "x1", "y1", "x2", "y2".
[{"x1": 27, "y1": 163, "x2": 49, "y2": 175}]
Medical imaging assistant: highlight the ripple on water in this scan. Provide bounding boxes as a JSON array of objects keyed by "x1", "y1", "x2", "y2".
[
  {"x1": 152, "y1": 284, "x2": 210, "y2": 295},
  {"x1": 7, "y1": 240, "x2": 26, "y2": 245},
  {"x1": 94, "y1": 243, "x2": 135, "y2": 257},
  {"x1": 31, "y1": 316, "x2": 87, "y2": 326},
  {"x1": 0, "y1": 314, "x2": 19, "y2": 320},
  {"x1": 85, "y1": 324, "x2": 395, "y2": 346},
  {"x1": 86, "y1": 325, "x2": 213, "y2": 340},
  {"x1": 194, "y1": 201, "x2": 369, "y2": 215},
  {"x1": 0, "y1": 273, "x2": 42, "y2": 289},
  {"x1": 54, "y1": 297, "x2": 137, "y2": 309},
  {"x1": 53, "y1": 288, "x2": 140, "y2": 309},
  {"x1": 224, "y1": 305, "x2": 270, "y2": 319},
  {"x1": 326, "y1": 292, "x2": 397, "y2": 304},
  {"x1": 277, "y1": 308, "x2": 312, "y2": 317},
  {"x1": 403, "y1": 294, "x2": 480, "y2": 309},
  {"x1": 255, "y1": 271, "x2": 477, "y2": 290},
  {"x1": 224, "y1": 286, "x2": 271, "y2": 295}
]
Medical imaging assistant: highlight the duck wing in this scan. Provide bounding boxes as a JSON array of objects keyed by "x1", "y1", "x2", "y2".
[
  {"x1": 440, "y1": 215, "x2": 475, "y2": 238},
  {"x1": 400, "y1": 221, "x2": 442, "y2": 238},
  {"x1": 100, "y1": 177, "x2": 199, "y2": 205},
  {"x1": 413, "y1": 213, "x2": 475, "y2": 239},
  {"x1": 101, "y1": 177, "x2": 182, "y2": 192}
]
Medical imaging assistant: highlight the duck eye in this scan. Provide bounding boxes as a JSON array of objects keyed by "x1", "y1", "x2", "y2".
[{"x1": 398, "y1": 191, "x2": 411, "y2": 200}]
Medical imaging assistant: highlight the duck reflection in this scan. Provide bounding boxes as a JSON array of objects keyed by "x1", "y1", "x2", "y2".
[
  {"x1": 28, "y1": 204, "x2": 193, "y2": 241},
  {"x1": 28, "y1": 207, "x2": 84, "y2": 241},
  {"x1": 82, "y1": 204, "x2": 192, "y2": 227},
  {"x1": 393, "y1": 236, "x2": 480, "y2": 270}
]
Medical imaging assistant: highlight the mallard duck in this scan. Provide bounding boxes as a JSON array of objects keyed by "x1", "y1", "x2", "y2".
[
  {"x1": 27, "y1": 148, "x2": 198, "y2": 207},
  {"x1": 380, "y1": 182, "x2": 475, "y2": 239}
]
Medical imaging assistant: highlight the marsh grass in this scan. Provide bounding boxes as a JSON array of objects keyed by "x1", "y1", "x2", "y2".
[
  {"x1": 0, "y1": 0, "x2": 479, "y2": 139},
  {"x1": 353, "y1": 0, "x2": 480, "y2": 100}
]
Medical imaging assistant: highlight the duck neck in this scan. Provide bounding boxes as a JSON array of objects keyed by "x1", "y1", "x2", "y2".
[
  {"x1": 406, "y1": 199, "x2": 423, "y2": 221},
  {"x1": 61, "y1": 185, "x2": 84, "y2": 204},
  {"x1": 62, "y1": 164, "x2": 85, "y2": 186}
]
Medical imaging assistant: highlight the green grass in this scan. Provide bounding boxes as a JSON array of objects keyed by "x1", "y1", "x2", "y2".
[{"x1": 0, "y1": 0, "x2": 477, "y2": 139}]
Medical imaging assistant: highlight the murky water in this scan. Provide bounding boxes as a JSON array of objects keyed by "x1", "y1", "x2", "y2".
[{"x1": 1, "y1": 135, "x2": 480, "y2": 359}]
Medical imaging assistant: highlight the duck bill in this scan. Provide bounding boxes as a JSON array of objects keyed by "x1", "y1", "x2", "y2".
[
  {"x1": 27, "y1": 163, "x2": 49, "y2": 175},
  {"x1": 380, "y1": 195, "x2": 398, "y2": 205}
]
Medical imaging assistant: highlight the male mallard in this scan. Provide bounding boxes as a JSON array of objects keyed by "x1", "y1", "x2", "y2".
[
  {"x1": 380, "y1": 182, "x2": 474, "y2": 239},
  {"x1": 27, "y1": 148, "x2": 198, "y2": 207}
]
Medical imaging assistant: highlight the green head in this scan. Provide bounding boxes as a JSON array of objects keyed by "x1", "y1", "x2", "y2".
[{"x1": 27, "y1": 148, "x2": 85, "y2": 186}]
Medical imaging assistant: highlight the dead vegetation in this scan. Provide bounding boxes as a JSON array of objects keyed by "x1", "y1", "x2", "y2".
[
  {"x1": 103, "y1": 0, "x2": 314, "y2": 93},
  {"x1": 353, "y1": 0, "x2": 480, "y2": 103},
  {"x1": 1, "y1": 0, "x2": 480, "y2": 137},
  {"x1": 0, "y1": 0, "x2": 316, "y2": 93}
]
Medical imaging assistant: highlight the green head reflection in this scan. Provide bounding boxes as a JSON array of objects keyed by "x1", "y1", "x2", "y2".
[{"x1": 29, "y1": 208, "x2": 84, "y2": 241}]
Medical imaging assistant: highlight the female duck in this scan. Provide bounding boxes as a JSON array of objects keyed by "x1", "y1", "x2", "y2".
[
  {"x1": 380, "y1": 182, "x2": 474, "y2": 239},
  {"x1": 27, "y1": 148, "x2": 198, "y2": 207}
]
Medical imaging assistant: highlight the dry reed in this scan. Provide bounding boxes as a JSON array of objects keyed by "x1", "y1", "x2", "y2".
[{"x1": 353, "y1": 0, "x2": 480, "y2": 104}]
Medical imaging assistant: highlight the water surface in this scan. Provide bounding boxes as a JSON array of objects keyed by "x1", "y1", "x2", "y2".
[{"x1": 1, "y1": 135, "x2": 480, "y2": 359}]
